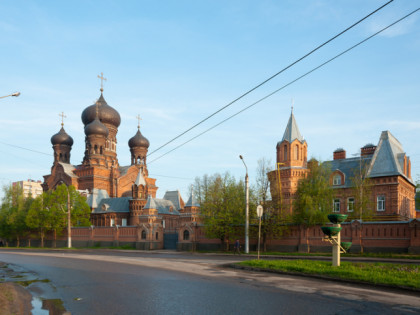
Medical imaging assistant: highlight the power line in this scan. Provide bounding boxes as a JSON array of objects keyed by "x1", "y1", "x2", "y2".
[
  {"x1": 0, "y1": 140, "x2": 50, "y2": 156},
  {"x1": 148, "y1": 7, "x2": 420, "y2": 165},
  {"x1": 147, "y1": 0, "x2": 394, "y2": 157}
]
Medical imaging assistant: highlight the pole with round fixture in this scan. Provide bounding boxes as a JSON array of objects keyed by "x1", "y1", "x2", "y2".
[{"x1": 239, "y1": 155, "x2": 249, "y2": 254}]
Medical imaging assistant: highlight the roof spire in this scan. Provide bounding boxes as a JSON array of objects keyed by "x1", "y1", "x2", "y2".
[
  {"x1": 291, "y1": 98, "x2": 294, "y2": 113},
  {"x1": 281, "y1": 106, "x2": 304, "y2": 143},
  {"x1": 97, "y1": 72, "x2": 107, "y2": 93},
  {"x1": 59, "y1": 112, "x2": 66, "y2": 127}
]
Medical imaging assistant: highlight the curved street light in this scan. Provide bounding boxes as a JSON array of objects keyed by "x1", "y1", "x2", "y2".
[
  {"x1": 0, "y1": 92, "x2": 21, "y2": 99},
  {"x1": 239, "y1": 155, "x2": 249, "y2": 254}
]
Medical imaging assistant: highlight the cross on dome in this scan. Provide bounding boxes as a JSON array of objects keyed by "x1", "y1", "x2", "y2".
[
  {"x1": 59, "y1": 112, "x2": 66, "y2": 127},
  {"x1": 97, "y1": 72, "x2": 107, "y2": 92},
  {"x1": 136, "y1": 114, "x2": 142, "y2": 129}
]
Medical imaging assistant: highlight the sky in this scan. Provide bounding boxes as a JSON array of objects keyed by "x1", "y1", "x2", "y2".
[{"x1": 0, "y1": 0, "x2": 419, "y2": 200}]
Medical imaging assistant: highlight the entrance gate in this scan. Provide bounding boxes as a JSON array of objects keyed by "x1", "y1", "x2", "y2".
[{"x1": 164, "y1": 233, "x2": 178, "y2": 249}]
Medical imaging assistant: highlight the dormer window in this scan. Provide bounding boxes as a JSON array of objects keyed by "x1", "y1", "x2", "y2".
[{"x1": 333, "y1": 175, "x2": 341, "y2": 186}]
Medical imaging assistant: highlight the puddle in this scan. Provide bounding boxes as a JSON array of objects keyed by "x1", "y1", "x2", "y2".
[{"x1": 32, "y1": 297, "x2": 69, "y2": 315}]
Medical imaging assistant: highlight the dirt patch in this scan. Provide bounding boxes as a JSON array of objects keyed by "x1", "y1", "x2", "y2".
[{"x1": 0, "y1": 282, "x2": 32, "y2": 315}]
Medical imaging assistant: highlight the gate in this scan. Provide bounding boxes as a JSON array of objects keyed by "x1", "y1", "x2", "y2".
[{"x1": 164, "y1": 233, "x2": 178, "y2": 249}]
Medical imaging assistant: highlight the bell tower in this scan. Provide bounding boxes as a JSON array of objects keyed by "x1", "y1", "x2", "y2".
[{"x1": 268, "y1": 108, "x2": 308, "y2": 212}]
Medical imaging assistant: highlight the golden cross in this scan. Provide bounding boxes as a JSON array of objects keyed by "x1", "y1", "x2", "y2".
[
  {"x1": 136, "y1": 114, "x2": 142, "y2": 129},
  {"x1": 59, "y1": 112, "x2": 66, "y2": 127},
  {"x1": 97, "y1": 72, "x2": 107, "y2": 92}
]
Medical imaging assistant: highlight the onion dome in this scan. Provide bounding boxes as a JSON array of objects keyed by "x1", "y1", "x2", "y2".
[
  {"x1": 51, "y1": 127, "x2": 74, "y2": 146},
  {"x1": 84, "y1": 117, "x2": 109, "y2": 137},
  {"x1": 81, "y1": 93, "x2": 121, "y2": 127},
  {"x1": 128, "y1": 128, "x2": 150, "y2": 149}
]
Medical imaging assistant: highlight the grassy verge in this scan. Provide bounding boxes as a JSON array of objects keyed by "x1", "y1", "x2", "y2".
[{"x1": 238, "y1": 259, "x2": 420, "y2": 289}]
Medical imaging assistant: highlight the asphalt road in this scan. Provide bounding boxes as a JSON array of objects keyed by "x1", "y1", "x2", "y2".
[{"x1": 1, "y1": 249, "x2": 419, "y2": 315}]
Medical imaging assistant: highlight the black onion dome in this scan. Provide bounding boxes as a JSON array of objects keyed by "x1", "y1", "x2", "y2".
[
  {"x1": 81, "y1": 94, "x2": 121, "y2": 127},
  {"x1": 51, "y1": 127, "x2": 74, "y2": 146},
  {"x1": 128, "y1": 129, "x2": 150, "y2": 149},
  {"x1": 84, "y1": 117, "x2": 109, "y2": 137}
]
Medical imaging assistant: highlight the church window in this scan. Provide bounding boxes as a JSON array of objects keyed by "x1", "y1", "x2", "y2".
[
  {"x1": 183, "y1": 230, "x2": 190, "y2": 241},
  {"x1": 333, "y1": 175, "x2": 341, "y2": 186},
  {"x1": 333, "y1": 199, "x2": 340, "y2": 212},
  {"x1": 141, "y1": 230, "x2": 146, "y2": 239},
  {"x1": 294, "y1": 145, "x2": 299, "y2": 160},
  {"x1": 377, "y1": 196, "x2": 385, "y2": 211},
  {"x1": 284, "y1": 146, "x2": 288, "y2": 161},
  {"x1": 347, "y1": 198, "x2": 354, "y2": 212}
]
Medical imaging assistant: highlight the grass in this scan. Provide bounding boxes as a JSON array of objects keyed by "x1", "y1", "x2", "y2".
[{"x1": 238, "y1": 259, "x2": 420, "y2": 289}]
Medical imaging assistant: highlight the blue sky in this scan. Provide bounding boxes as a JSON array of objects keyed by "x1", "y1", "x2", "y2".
[{"x1": 0, "y1": 0, "x2": 419, "y2": 200}]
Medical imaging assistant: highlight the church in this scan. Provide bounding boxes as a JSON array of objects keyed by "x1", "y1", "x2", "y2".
[
  {"x1": 268, "y1": 110, "x2": 416, "y2": 221},
  {"x1": 43, "y1": 76, "x2": 200, "y2": 248}
]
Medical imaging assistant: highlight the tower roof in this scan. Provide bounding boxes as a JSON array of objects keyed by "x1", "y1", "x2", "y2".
[
  {"x1": 281, "y1": 111, "x2": 304, "y2": 143},
  {"x1": 51, "y1": 127, "x2": 74, "y2": 146},
  {"x1": 81, "y1": 93, "x2": 121, "y2": 128},
  {"x1": 128, "y1": 128, "x2": 150, "y2": 149},
  {"x1": 185, "y1": 191, "x2": 200, "y2": 207},
  {"x1": 144, "y1": 195, "x2": 157, "y2": 210},
  {"x1": 367, "y1": 130, "x2": 413, "y2": 183},
  {"x1": 134, "y1": 168, "x2": 146, "y2": 186}
]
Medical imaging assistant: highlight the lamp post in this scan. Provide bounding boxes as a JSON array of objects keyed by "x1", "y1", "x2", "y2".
[
  {"x1": 0, "y1": 92, "x2": 20, "y2": 99},
  {"x1": 239, "y1": 155, "x2": 249, "y2": 254},
  {"x1": 256, "y1": 205, "x2": 263, "y2": 260},
  {"x1": 62, "y1": 185, "x2": 72, "y2": 249}
]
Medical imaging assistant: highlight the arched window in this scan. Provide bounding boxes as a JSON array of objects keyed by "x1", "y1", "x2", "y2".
[
  {"x1": 94, "y1": 145, "x2": 98, "y2": 154},
  {"x1": 294, "y1": 145, "x2": 299, "y2": 160},
  {"x1": 100, "y1": 146, "x2": 103, "y2": 154},
  {"x1": 333, "y1": 174, "x2": 341, "y2": 186},
  {"x1": 141, "y1": 230, "x2": 146, "y2": 240},
  {"x1": 155, "y1": 232, "x2": 159, "y2": 240},
  {"x1": 183, "y1": 230, "x2": 190, "y2": 241},
  {"x1": 284, "y1": 146, "x2": 288, "y2": 161}
]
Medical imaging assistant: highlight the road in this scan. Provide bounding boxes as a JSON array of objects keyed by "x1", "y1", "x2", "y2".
[{"x1": 1, "y1": 249, "x2": 419, "y2": 314}]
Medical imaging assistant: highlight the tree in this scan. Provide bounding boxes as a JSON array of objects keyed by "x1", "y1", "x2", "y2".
[
  {"x1": 415, "y1": 178, "x2": 420, "y2": 211},
  {"x1": 0, "y1": 184, "x2": 32, "y2": 247},
  {"x1": 293, "y1": 160, "x2": 334, "y2": 252},
  {"x1": 195, "y1": 172, "x2": 256, "y2": 251},
  {"x1": 253, "y1": 157, "x2": 287, "y2": 251},
  {"x1": 350, "y1": 159, "x2": 374, "y2": 221},
  {"x1": 26, "y1": 184, "x2": 91, "y2": 247}
]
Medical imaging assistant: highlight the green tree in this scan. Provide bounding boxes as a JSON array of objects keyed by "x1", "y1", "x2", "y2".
[
  {"x1": 293, "y1": 160, "x2": 334, "y2": 252},
  {"x1": 26, "y1": 184, "x2": 91, "y2": 247},
  {"x1": 0, "y1": 184, "x2": 32, "y2": 247},
  {"x1": 415, "y1": 178, "x2": 420, "y2": 211},
  {"x1": 253, "y1": 157, "x2": 287, "y2": 251},
  {"x1": 195, "y1": 172, "x2": 256, "y2": 251}
]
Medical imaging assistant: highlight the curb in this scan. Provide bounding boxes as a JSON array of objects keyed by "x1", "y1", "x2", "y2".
[{"x1": 229, "y1": 263, "x2": 420, "y2": 294}]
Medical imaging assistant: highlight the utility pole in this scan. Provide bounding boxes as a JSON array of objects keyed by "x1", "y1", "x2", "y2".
[{"x1": 239, "y1": 155, "x2": 249, "y2": 254}]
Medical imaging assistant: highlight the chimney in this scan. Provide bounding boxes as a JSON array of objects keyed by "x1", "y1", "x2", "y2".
[
  {"x1": 333, "y1": 148, "x2": 346, "y2": 160},
  {"x1": 361, "y1": 143, "x2": 376, "y2": 156}
]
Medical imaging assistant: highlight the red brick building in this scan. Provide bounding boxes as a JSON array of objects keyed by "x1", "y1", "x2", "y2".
[
  {"x1": 43, "y1": 86, "x2": 200, "y2": 249},
  {"x1": 268, "y1": 110, "x2": 416, "y2": 221}
]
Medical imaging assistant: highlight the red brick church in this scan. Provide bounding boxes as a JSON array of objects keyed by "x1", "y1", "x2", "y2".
[
  {"x1": 268, "y1": 110, "x2": 416, "y2": 221},
  {"x1": 43, "y1": 80, "x2": 200, "y2": 249}
]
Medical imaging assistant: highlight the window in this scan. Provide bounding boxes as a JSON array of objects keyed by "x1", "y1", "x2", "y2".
[
  {"x1": 284, "y1": 146, "x2": 288, "y2": 161},
  {"x1": 183, "y1": 230, "x2": 190, "y2": 241},
  {"x1": 121, "y1": 218, "x2": 127, "y2": 227},
  {"x1": 141, "y1": 230, "x2": 146, "y2": 240},
  {"x1": 110, "y1": 218, "x2": 115, "y2": 227},
  {"x1": 377, "y1": 196, "x2": 385, "y2": 211},
  {"x1": 156, "y1": 232, "x2": 159, "y2": 240},
  {"x1": 294, "y1": 145, "x2": 299, "y2": 160},
  {"x1": 333, "y1": 175, "x2": 341, "y2": 186},
  {"x1": 333, "y1": 199, "x2": 340, "y2": 212},
  {"x1": 347, "y1": 198, "x2": 354, "y2": 212}
]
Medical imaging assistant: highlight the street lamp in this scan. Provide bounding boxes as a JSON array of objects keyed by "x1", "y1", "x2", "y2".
[
  {"x1": 0, "y1": 92, "x2": 21, "y2": 99},
  {"x1": 61, "y1": 184, "x2": 72, "y2": 249},
  {"x1": 239, "y1": 155, "x2": 249, "y2": 254},
  {"x1": 256, "y1": 205, "x2": 263, "y2": 260}
]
